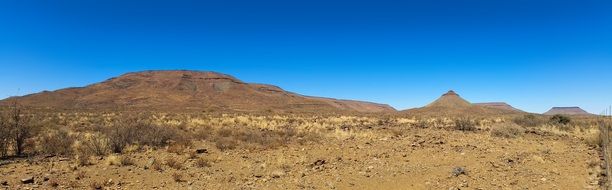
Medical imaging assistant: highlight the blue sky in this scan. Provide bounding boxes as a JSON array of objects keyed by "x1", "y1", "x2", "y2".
[{"x1": 1, "y1": 0, "x2": 611, "y2": 113}]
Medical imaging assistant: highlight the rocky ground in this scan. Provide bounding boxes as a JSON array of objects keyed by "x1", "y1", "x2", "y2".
[{"x1": 0, "y1": 125, "x2": 603, "y2": 190}]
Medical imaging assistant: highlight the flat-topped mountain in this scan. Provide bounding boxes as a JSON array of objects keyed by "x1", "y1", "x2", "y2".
[
  {"x1": 544, "y1": 107, "x2": 592, "y2": 116},
  {"x1": 0, "y1": 70, "x2": 395, "y2": 113},
  {"x1": 474, "y1": 102, "x2": 524, "y2": 112}
]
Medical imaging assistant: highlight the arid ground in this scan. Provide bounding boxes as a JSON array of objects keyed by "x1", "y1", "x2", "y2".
[{"x1": 0, "y1": 113, "x2": 607, "y2": 190}]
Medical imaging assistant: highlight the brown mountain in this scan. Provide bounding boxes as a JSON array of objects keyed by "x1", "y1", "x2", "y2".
[
  {"x1": 543, "y1": 107, "x2": 592, "y2": 116},
  {"x1": 0, "y1": 70, "x2": 395, "y2": 113},
  {"x1": 402, "y1": 90, "x2": 522, "y2": 116},
  {"x1": 474, "y1": 102, "x2": 525, "y2": 113},
  {"x1": 425, "y1": 90, "x2": 471, "y2": 108}
]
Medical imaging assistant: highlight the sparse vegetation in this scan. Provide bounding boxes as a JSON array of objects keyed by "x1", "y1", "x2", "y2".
[
  {"x1": 549, "y1": 114, "x2": 571, "y2": 125},
  {"x1": 7, "y1": 103, "x2": 35, "y2": 156},
  {"x1": 40, "y1": 129, "x2": 75, "y2": 156},
  {"x1": 165, "y1": 157, "x2": 183, "y2": 170},
  {"x1": 172, "y1": 172, "x2": 184, "y2": 182},
  {"x1": 0, "y1": 113, "x2": 9, "y2": 157},
  {"x1": 0, "y1": 107, "x2": 605, "y2": 189},
  {"x1": 453, "y1": 118, "x2": 477, "y2": 131},
  {"x1": 195, "y1": 157, "x2": 212, "y2": 168},
  {"x1": 584, "y1": 129, "x2": 602, "y2": 147},
  {"x1": 490, "y1": 123, "x2": 525, "y2": 138},
  {"x1": 513, "y1": 114, "x2": 544, "y2": 127}
]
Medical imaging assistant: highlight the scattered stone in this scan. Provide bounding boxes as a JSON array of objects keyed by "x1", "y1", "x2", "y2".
[
  {"x1": 452, "y1": 167, "x2": 467, "y2": 177},
  {"x1": 144, "y1": 158, "x2": 156, "y2": 170},
  {"x1": 21, "y1": 176, "x2": 35, "y2": 184},
  {"x1": 196, "y1": 149, "x2": 208, "y2": 154},
  {"x1": 271, "y1": 170, "x2": 286, "y2": 178},
  {"x1": 312, "y1": 160, "x2": 326, "y2": 166},
  {"x1": 1, "y1": 180, "x2": 8, "y2": 186}
]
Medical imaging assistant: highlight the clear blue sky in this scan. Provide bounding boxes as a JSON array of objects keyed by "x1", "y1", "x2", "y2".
[{"x1": 1, "y1": 0, "x2": 611, "y2": 114}]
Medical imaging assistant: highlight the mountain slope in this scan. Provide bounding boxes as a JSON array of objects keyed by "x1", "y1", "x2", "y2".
[
  {"x1": 402, "y1": 90, "x2": 522, "y2": 116},
  {"x1": 544, "y1": 107, "x2": 592, "y2": 116},
  {"x1": 0, "y1": 70, "x2": 395, "y2": 113},
  {"x1": 474, "y1": 102, "x2": 525, "y2": 113}
]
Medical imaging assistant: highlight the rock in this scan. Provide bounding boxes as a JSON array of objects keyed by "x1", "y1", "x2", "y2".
[
  {"x1": 366, "y1": 165, "x2": 374, "y2": 172},
  {"x1": 451, "y1": 167, "x2": 467, "y2": 177},
  {"x1": 43, "y1": 174, "x2": 51, "y2": 181},
  {"x1": 21, "y1": 176, "x2": 34, "y2": 184},
  {"x1": 1, "y1": 180, "x2": 8, "y2": 186},
  {"x1": 196, "y1": 149, "x2": 208, "y2": 154},
  {"x1": 312, "y1": 160, "x2": 326, "y2": 166},
  {"x1": 532, "y1": 155, "x2": 545, "y2": 164},
  {"x1": 271, "y1": 170, "x2": 286, "y2": 178},
  {"x1": 144, "y1": 158, "x2": 156, "y2": 170}
]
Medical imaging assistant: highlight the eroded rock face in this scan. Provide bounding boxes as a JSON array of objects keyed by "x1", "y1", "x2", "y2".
[
  {"x1": 544, "y1": 107, "x2": 592, "y2": 115},
  {"x1": 0, "y1": 70, "x2": 395, "y2": 113}
]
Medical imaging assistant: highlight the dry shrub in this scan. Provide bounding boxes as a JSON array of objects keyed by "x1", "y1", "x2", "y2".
[
  {"x1": 195, "y1": 157, "x2": 212, "y2": 168},
  {"x1": 549, "y1": 114, "x2": 571, "y2": 125},
  {"x1": 172, "y1": 172, "x2": 184, "y2": 182},
  {"x1": 388, "y1": 127, "x2": 404, "y2": 137},
  {"x1": 490, "y1": 123, "x2": 525, "y2": 138},
  {"x1": 513, "y1": 114, "x2": 544, "y2": 127},
  {"x1": 107, "y1": 155, "x2": 134, "y2": 166},
  {"x1": 585, "y1": 130, "x2": 602, "y2": 147},
  {"x1": 167, "y1": 144, "x2": 187, "y2": 154},
  {"x1": 453, "y1": 118, "x2": 477, "y2": 131},
  {"x1": 79, "y1": 133, "x2": 109, "y2": 156},
  {"x1": 215, "y1": 137, "x2": 238, "y2": 151},
  {"x1": 47, "y1": 178, "x2": 60, "y2": 188},
  {"x1": 0, "y1": 104, "x2": 37, "y2": 156},
  {"x1": 75, "y1": 170, "x2": 87, "y2": 180},
  {"x1": 213, "y1": 125, "x2": 317, "y2": 151},
  {"x1": 0, "y1": 112, "x2": 10, "y2": 157},
  {"x1": 104, "y1": 120, "x2": 138, "y2": 154},
  {"x1": 413, "y1": 119, "x2": 428, "y2": 129},
  {"x1": 151, "y1": 159, "x2": 164, "y2": 171},
  {"x1": 193, "y1": 125, "x2": 213, "y2": 140},
  {"x1": 75, "y1": 151, "x2": 91, "y2": 166},
  {"x1": 217, "y1": 128, "x2": 233, "y2": 138},
  {"x1": 138, "y1": 124, "x2": 179, "y2": 147},
  {"x1": 186, "y1": 151, "x2": 197, "y2": 159},
  {"x1": 165, "y1": 157, "x2": 183, "y2": 170},
  {"x1": 40, "y1": 129, "x2": 75, "y2": 156}
]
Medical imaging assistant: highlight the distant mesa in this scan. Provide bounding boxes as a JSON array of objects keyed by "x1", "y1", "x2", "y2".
[
  {"x1": 0, "y1": 70, "x2": 395, "y2": 113},
  {"x1": 403, "y1": 90, "x2": 523, "y2": 116},
  {"x1": 544, "y1": 107, "x2": 592, "y2": 116},
  {"x1": 474, "y1": 102, "x2": 524, "y2": 112}
]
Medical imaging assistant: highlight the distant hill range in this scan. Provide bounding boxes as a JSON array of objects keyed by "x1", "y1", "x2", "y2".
[
  {"x1": 402, "y1": 90, "x2": 524, "y2": 116},
  {"x1": 543, "y1": 107, "x2": 592, "y2": 116},
  {"x1": 474, "y1": 102, "x2": 524, "y2": 112},
  {"x1": 0, "y1": 70, "x2": 395, "y2": 113}
]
